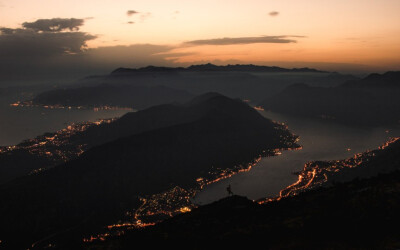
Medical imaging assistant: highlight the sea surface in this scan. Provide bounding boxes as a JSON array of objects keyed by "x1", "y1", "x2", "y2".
[
  {"x1": 194, "y1": 110, "x2": 400, "y2": 204},
  {"x1": 2, "y1": 96, "x2": 399, "y2": 205},
  {"x1": 0, "y1": 97, "x2": 129, "y2": 146}
]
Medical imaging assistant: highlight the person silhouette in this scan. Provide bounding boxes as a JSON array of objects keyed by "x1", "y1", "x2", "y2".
[{"x1": 227, "y1": 184, "x2": 233, "y2": 196}]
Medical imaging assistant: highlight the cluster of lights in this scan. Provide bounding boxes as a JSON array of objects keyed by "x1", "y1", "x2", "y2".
[
  {"x1": 10, "y1": 101, "x2": 132, "y2": 111},
  {"x1": 88, "y1": 140, "x2": 301, "y2": 244},
  {"x1": 258, "y1": 137, "x2": 400, "y2": 204},
  {"x1": 0, "y1": 119, "x2": 115, "y2": 175}
]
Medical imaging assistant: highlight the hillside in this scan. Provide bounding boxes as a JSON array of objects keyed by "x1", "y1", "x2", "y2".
[
  {"x1": 0, "y1": 92, "x2": 237, "y2": 184},
  {"x1": 90, "y1": 139, "x2": 400, "y2": 249},
  {"x1": 343, "y1": 71, "x2": 400, "y2": 88},
  {"x1": 260, "y1": 72, "x2": 400, "y2": 126},
  {"x1": 0, "y1": 93, "x2": 298, "y2": 249}
]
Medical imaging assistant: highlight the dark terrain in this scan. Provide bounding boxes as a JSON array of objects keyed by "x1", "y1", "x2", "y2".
[
  {"x1": 0, "y1": 93, "x2": 297, "y2": 249},
  {"x1": 0, "y1": 92, "x2": 295, "y2": 184},
  {"x1": 30, "y1": 64, "x2": 357, "y2": 108},
  {"x1": 2, "y1": 66, "x2": 399, "y2": 249},
  {"x1": 89, "y1": 139, "x2": 400, "y2": 249},
  {"x1": 261, "y1": 71, "x2": 400, "y2": 126}
]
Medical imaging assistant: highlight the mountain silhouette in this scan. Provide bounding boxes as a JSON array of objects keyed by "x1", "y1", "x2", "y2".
[
  {"x1": 110, "y1": 63, "x2": 327, "y2": 75},
  {"x1": 91, "y1": 139, "x2": 400, "y2": 248},
  {"x1": 260, "y1": 71, "x2": 400, "y2": 126},
  {"x1": 342, "y1": 71, "x2": 400, "y2": 88},
  {"x1": 29, "y1": 64, "x2": 356, "y2": 109},
  {"x1": 0, "y1": 93, "x2": 298, "y2": 249}
]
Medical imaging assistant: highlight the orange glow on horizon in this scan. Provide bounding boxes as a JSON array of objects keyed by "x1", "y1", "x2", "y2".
[{"x1": 1, "y1": 0, "x2": 399, "y2": 71}]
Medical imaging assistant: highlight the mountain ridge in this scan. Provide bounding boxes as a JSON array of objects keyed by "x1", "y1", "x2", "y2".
[
  {"x1": 260, "y1": 71, "x2": 400, "y2": 126},
  {"x1": 111, "y1": 63, "x2": 328, "y2": 75},
  {"x1": 88, "y1": 139, "x2": 400, "y2": 249},
  {"x1": 0, "y1": 93, "x2": 298, "y2": 249}
]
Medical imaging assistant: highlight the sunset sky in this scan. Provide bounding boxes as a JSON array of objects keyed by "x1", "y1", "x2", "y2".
[{"x1": 1, "y1": 0, "x2": 399, "y2": 82}]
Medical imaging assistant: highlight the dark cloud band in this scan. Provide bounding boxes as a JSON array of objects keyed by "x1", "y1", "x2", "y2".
[
  {"x1": 269, "y1": 11, "x2": 279, "y2": 17},
  {"x1": 0, "y1": 18, "x2": 95, "y2": 58},
  {"x1": 22, "y1": 18, "x2": 85, "y2": 32},
  {"x1": 183, "y1": 36, "x2": 302, "y2": 46},
  {"x1": 127, "y1": 10, "x2": 139, "y2": 16}
]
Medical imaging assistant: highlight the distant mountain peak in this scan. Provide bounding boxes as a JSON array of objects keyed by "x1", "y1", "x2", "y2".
[
  {"x1": 343, "y1": 70, "x2": 400, "y2": 88},
  {"x1": 185, "y1": 92, "x2": 225, "y2": 105},
  {"x1": 110, "y1": 64, "x2": 328, "y2": 75}
]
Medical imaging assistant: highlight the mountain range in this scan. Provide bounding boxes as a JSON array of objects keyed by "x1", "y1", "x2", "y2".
[
  {"x1": 261, "y1": 71, "x2": 400, "y2": 126},
  {"x1": 110, "y1": 63, "x2": 328, "y2": 75},
  {"x1": 29, "y1": 64, "x2": 357, "y2": 108}
]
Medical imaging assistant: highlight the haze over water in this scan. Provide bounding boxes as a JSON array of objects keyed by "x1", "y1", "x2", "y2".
[
  {"x1": 0, "y1": 98, "x2": 129, "y2": 146},
  {"x1": 195, "y1": 110, "x2": 400, "y2": 204}
]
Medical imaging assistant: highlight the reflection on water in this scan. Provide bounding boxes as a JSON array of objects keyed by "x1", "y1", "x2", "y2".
[
  {"x1": 0, "y1": 98, "x2": 130, "y2": 146},
  {"x1": 195, "y1": 111, "x2": 400, "y2": 204}
]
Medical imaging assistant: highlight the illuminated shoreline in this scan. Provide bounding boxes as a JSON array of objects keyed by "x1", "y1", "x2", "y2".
[
  {"x1": 82, "y1": 148, "x2": 297, "y2": 243},
  {"x1": 10, "y1": 100, "x2": 133, "y2": 112},
  {"x1": 6, "y1": 108, "x2": 299, "y2": 245},
  {"x1": 83, "y1": 125, "x2": 301, "y2": 243},
  {"x1": 258, "y1": 137, "x2": 400, "y2": 204},
  {"x1": 0, "y1": 118, "x2": 116, "y2": 174}
]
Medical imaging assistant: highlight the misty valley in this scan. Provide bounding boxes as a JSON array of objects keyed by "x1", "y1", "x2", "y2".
[{"x1": 0, "y1": 65, "x2": 399, "y2": 249}]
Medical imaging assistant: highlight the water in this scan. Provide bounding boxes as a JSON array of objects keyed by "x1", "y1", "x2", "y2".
[
  {"x1": 0, "y1": 97, "x2": 130, "y2": 146},
  {"x1": 1, "y1": 96, "x2": 398, "y2": 204},
  {"x1": 194, "y1": 111, "x2": 400, "y2": 204}
]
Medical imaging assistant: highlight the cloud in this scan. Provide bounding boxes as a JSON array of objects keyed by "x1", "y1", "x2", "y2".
[
  {"x1": 0, "y1": 17, "x2": 98, "y2": 82},
  {"x1": 0, "y1": 39, "x2": 175, "y2": 82},
  {"x1": 139, "y1": 12, "x2": 151, "y2": 22},
  {"x1": 154, "y1": 51, "x2": 197, "y2": 62},
  {"x1": 183, "y1": 35, "x2": 302, "y2": 46},
  {"x1": 0, "y1": 17, "x2": 178, "y2": 83},
  {"x1": 22, "y1": 18, "x2": 85, "y2": 32},
  {"x1": 269, "y1": 11, "x2": 279, "y2": 17},
  {"x1": 172, "y1": 11, "x2": 180, "y2": 20},
  {"x1": 0, "y1": 24, "x2": 96, "y2": 58},
  {"x1": 127, "y1": 10, "x2": 139, "y2": 16},
  {"x1": 126, "y1": 10, "x2": 151, "y2": 22},
  {"x1": 86, "y1": 44, "x2": 172, "y2": 63}
]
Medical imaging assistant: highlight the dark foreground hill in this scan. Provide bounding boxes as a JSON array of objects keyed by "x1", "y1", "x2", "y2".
[
  {"x1": 89, "y1": 139, "x2": 400, "y2": 249},
  {"x1": 0, "y1": 92, "x2": 252, "y2": 184},
  {"x1": 32, "y1": 84, "x2": 194, "y2": 109},
  {"x1": 0, "y1": 93, "x2": 298, "y2": 249},
  {"x1": 260, "y1": 71, "x2": 400, "y2": 126}
]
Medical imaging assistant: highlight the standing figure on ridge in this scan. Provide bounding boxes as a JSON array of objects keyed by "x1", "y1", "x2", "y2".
[{"x1": 227, "y1": 184, "x2": 233, "y2": 196}]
